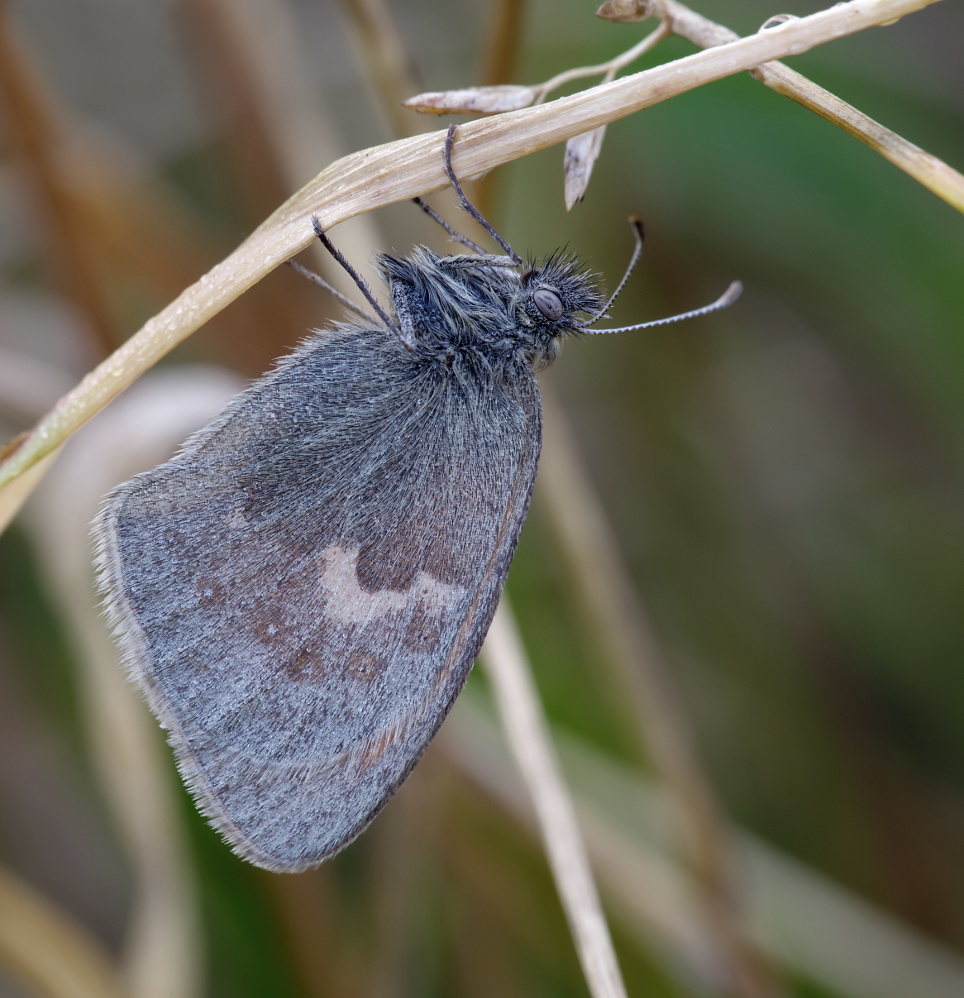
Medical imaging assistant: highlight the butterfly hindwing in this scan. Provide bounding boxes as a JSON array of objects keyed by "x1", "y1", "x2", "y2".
[{"x1": 96, "y1": 323, "x2": 542, "y2": 872}]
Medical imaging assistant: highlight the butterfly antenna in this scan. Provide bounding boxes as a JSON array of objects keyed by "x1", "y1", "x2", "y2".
[
  {"x1": 577, "y1": 215, "x2": 646, "y2": 327},
  {"x1": 582, "y1": 280, "x2": 743, "y2": 335},
  {"x1": 285, "y1": 259, "x2": 379, "y2": 324},
  {"x1": 412, "y1": 197, "x2": 489, "y2": 255},
  {"x1": 309, "y1": 216, "x2": 403, "y2": 338},
  {"x1": 443, "y1": 124, "x2": 521, "y2": 264}
]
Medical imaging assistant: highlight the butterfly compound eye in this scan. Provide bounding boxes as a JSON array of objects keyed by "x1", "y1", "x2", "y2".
[{"x1": 533, "y1": 287, "x2": 564, "y2": 321}]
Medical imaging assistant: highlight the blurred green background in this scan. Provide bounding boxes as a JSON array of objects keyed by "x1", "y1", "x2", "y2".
[{"x1": 1, "y1": 1, "x2": 962, "y2": 996}]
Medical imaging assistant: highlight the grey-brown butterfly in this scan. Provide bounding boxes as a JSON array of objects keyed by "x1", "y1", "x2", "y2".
[{"x1": 95, "y1": 125, "x2": 740, "y2": 872}]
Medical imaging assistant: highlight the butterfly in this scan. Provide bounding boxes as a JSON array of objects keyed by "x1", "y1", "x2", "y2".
[{"x1": 95, "y1": 124, "x2": 740, "y2": 872}]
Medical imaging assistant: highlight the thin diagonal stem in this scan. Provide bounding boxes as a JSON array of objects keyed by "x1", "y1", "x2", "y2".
[{"x1": 483, "y1": 602, "x2": 628, "y2": 998}]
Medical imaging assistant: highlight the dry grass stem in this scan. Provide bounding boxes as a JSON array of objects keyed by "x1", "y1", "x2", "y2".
[
  {"x1": 537, "y1": 389, "x2": 780, "y2": 997},
  {"x1": 537, "y1": 20, "x2": 670, "y2": 99},
  {"x1": 0, "y1": 452, "x2": 56, "y2": 535},
  {"x1": 443, "y1": 704, "x2": 714, "y2": 980},
  {"x1": 0, "y1": 0, "x2": 944, "y2": 517},
  {"x1": 482, "y1": 603, "x2": 628, "y2": 998},
  {"x1": 406, "y1": 21, "x2": 671, "y2": 114},
  {"x1": 751, "y1": 62, "x2": 964, "y2": 209},
  {"x1": 615, "y1": 0, "x2": 964, "y2": 211},
  {"x1": 449, "y1": 701, "x2": 964, "y2": 998}
]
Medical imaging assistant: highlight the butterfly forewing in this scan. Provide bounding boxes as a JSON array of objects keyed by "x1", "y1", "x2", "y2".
[{"x1": 97, "y1": 323, "x2": 541, "y2": 872}]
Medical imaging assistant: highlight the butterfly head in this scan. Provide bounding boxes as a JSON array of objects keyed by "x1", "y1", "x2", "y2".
[{"x1": 516, "y1": 253, "x2": 605, "y2": 367}]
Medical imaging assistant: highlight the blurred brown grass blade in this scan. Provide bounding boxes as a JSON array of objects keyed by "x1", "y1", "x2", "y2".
[
  {"x1": 473, "y1": 0, "x2": 529, "y2": 216},
  {"x1": 0, "y1": 0, "x2": 321, "y2": 376},
  {"x1": 479, "y1": 0, "x2": 529, "y2": 89},
  {"x1": 0, "y1": 9, "x2": 119, "y2": 357},
  {"x1": 180, "y1": 0, "x2": 388, "y2": 309},
  {"x1": 0, "y1": 864, "x2": 126, "y2": 998},
  {"x1": 339, "y1": 0, "x2": 431, "y2": 139}
]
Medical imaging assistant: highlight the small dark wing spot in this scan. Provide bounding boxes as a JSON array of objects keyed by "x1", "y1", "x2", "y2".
[
  {"x1": 282, "y1": 646, "x2": 321, "y2": 680},
  {"x1": 347, "y1": 650, "x2": 383, "y2": 683},
  {"x1": 403, "y1": 599, "x2": 446, "y2": 652}
]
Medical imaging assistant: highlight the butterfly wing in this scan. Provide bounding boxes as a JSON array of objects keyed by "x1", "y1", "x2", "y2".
[{"x1": 96, "y1": 325, "x2": 541, "y2": 872}]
